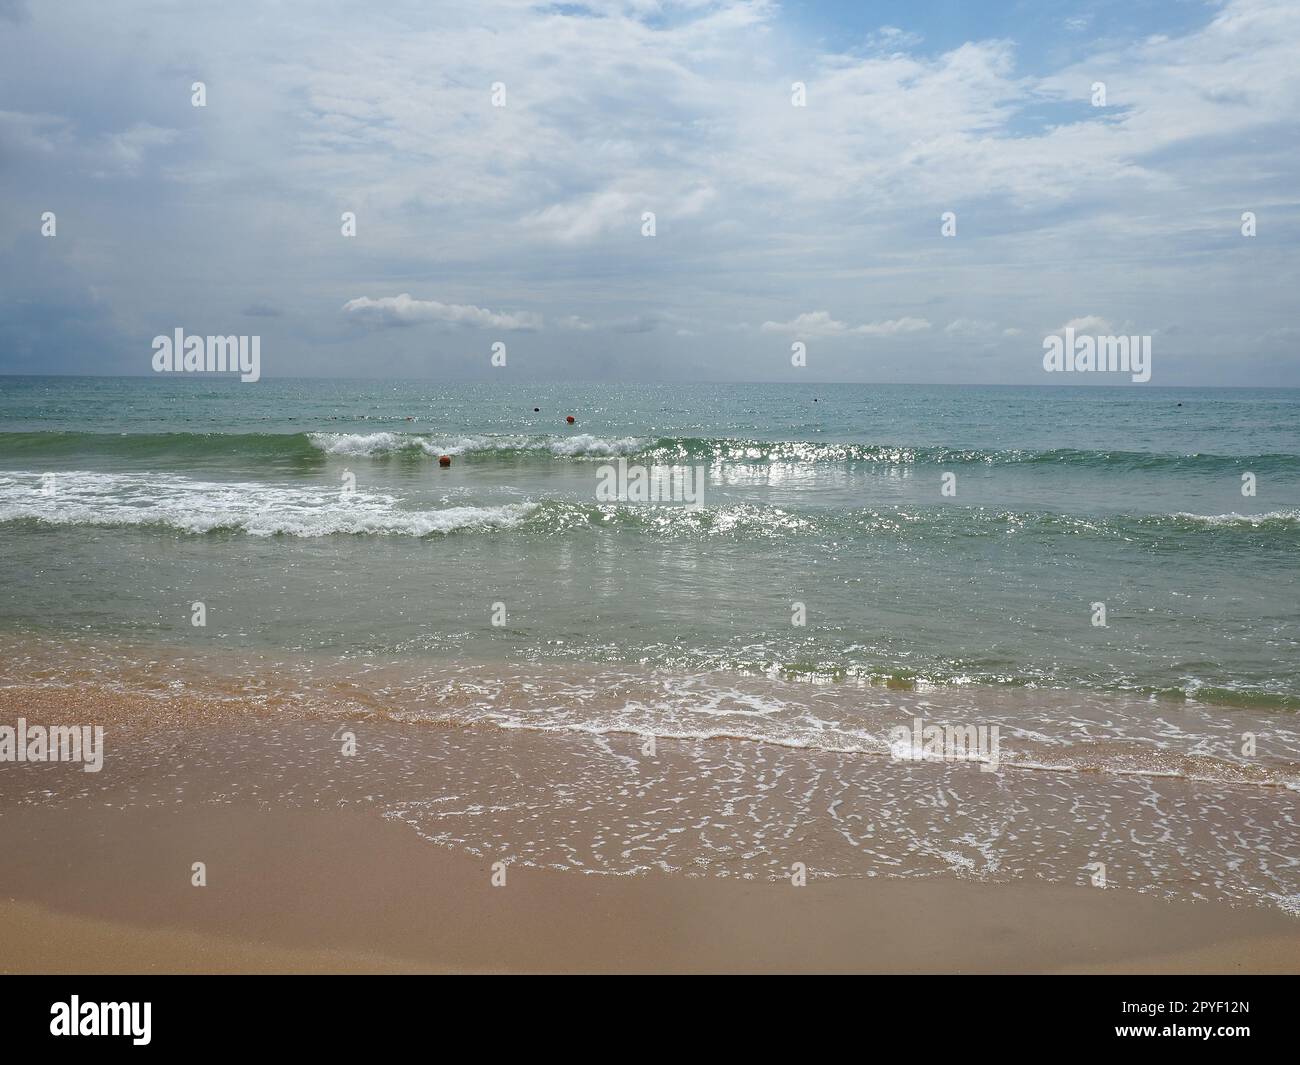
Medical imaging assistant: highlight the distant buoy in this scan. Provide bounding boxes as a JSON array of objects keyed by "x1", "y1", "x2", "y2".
[
  {"x1": 566, "y1": 415, "x2": 575, "y2": 424},
  {"x1": 438, "y1": 455, "x2": 451, "y2": 467},
  {"x1": 534, "y1": 407, "x2": 540, "y2": 412}
]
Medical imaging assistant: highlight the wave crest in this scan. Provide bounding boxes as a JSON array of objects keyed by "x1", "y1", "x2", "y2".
[
  {"x1": 5, "y1": 430, "x2": 1297, "y2": 472},
  {"x1": 0, "y1": 472, "x2": 534, "y2": 537}
]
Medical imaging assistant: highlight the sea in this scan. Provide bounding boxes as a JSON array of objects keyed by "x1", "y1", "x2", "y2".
[{"x1": 2, "y1": 375, "x2": 1298, "y2": 909}]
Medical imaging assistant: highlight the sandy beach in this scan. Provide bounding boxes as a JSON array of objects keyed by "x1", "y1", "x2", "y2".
[
  {"x1": 4, "y1": 792, "x2": 1300, "y2": 974},
  {"x1": 2, "y1": 674, "x2": 1298, "y2": 974},
  {"x1": 7, "y1": 806, "x2": 1300, "y2": 977}
]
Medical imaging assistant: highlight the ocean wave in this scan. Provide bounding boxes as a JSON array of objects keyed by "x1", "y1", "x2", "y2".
[
  {"x1": 514, "y1": 500, "x2": 1300, "y2": 545},
  {"x1": 0, "y1": 472, "x2": 815, "y2": 540},
  {"x1": 5, "y1": 429, "x2": 1298, "y2": 472},
  {"x1": 0, "y1": 472, "x2": 534, "y2": 537},
  {"x1": 308, "y1": 431, "x2": 441, "y2": 457},
  {"x1": 1167, "y1": 509, "x2": 1300, "y2": 527},
  {"x1": 3, "y1": 471, "x2": 1298, "y2": 545},
  {"x1": 638, "y1": 438, "x2": 1300, "y2": 472},
  {"x1": 0, "y1": 430, "x2": 321, "y2": 465},
  {"x1": 306, "y1": 431, "x2": 645, "y2": 458}
]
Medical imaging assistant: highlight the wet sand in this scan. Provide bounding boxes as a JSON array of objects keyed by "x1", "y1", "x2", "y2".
[{"x1": 1, "y1": 674, "x2": 1299, "y2": 973}]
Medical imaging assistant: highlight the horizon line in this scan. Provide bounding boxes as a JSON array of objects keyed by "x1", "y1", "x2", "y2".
[{"x1": 2, "y1": 372, "x2": 1298, "y2": 391}]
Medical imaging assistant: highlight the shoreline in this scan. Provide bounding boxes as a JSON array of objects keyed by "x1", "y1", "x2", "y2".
[{"x1": 2, "y1": 656, "x2": 1299, "y2": 972}]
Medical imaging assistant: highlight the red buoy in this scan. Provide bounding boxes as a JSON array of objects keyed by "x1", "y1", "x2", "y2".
[
  {"x1": 565, "y1": 415, "x2": 575, "y2": 424},
  {"x1": 438, "y1": 454, "x2": 451, "y2": 467}
]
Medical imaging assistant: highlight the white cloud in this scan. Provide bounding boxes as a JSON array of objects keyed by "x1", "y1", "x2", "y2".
[
  {"x1": 863, "y1": 25, "x2": 924, "y2": 52},
  {"x1": 1053, "y1": 316, "x2": 1114, "y2": 335},
  {"x1": 554, "y1": 315, "x2": 594, "y2": 332},
  {"x1": 944, "y1": 318, "x2": 1000, "y2": 338},
  {"x1": 857, "y1": 317, "x2": 932, "y2": 336},
  {"x1": 342, "y1": 294, "x2": 543, "y2": 331},
  {"x1": 761, "y1": 311, "x2": 931, "y2": 337}
]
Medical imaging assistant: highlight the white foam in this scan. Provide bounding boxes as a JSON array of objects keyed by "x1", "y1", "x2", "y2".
[
  {"x1": 306, "y1": 432, "x2": 643, "y2": 459},
  {"x1": 0, "y1": 471, "x2": 534, "y2": 537},
  {"x1": 1170, "y1": 509, "x2": 1300, "y2": 526},
  {"x1": 308, "y1": 432, "x2": 441, "y2": 456},
  {"x1": 547, "y1": 434, "x2": 643, "y2": 457}
]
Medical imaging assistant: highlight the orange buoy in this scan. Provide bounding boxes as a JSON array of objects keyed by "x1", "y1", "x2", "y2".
[
  {"x1": 438, "y1": 454, "x2": 451, "y2": 467},
  {"x1": 565, "y1": 415, "x2": 575, "y2": 424}
]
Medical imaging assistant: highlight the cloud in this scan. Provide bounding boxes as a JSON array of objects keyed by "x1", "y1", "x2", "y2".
[
  {"x1": 0, "y1": 234, "x2": 132, "y2": 373},
  {"x1": 863, "y1": 25, "x2": 923, "y2": 52},
  {"x1": 604, "y1": 310, "x2": 700, "y2": 334},
  {"x1": 99, "y1": 123, "x2": 181, "y2": 175},
  {"x1": 341, "y1": 294, "x2": 543, "y2": 331},
  {"x1": 856, "y1": 317, "x2": 932, "y2": 337},
  {"x1": 609, "y1": 313, "x2": 662, "y2": 334},
  {"x1": 944, "y1": 318, "x2": 1000, "y2": 338},
  {"x1": 761, "y1": 312, "x2": 931, "y2": 337},
  {"x1": 522, "y1": 191, "x2": 638, "y2": 245},
  {"x1": 2, "y1": 0, "x2": 1299, "y2": 384},
  {"x1": 553, "y1": 315, "x2": 594, "y2": 332},
  {"x1": 1053, "y1": 316, "x2": 1114, "y2": 335},
  {"x1": 0, "y1": 109, "x2": 70, "y2": 156},
  {"x1": 522, "y1": 185, "x2": 716, "y2": 245}
]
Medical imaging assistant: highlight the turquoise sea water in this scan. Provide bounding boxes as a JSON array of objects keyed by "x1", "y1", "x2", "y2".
[{"x1": 2, "y1": 375, "x2": 1298, "y2": 709}]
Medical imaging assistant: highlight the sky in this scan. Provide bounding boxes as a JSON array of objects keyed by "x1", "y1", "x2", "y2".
[{"x1": 1, "y1": 0, "x2": 1297, "y2": 384}]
